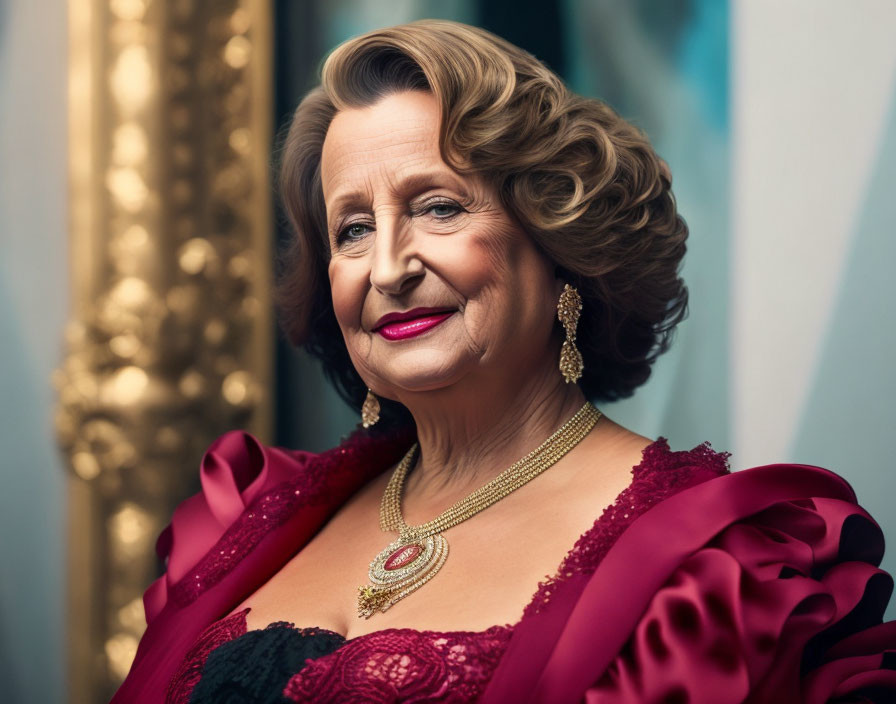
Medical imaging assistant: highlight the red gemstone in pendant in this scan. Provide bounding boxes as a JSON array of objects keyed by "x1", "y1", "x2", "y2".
[{"x1": 384, "y1": 544, "x2": 422, "y2": 570}]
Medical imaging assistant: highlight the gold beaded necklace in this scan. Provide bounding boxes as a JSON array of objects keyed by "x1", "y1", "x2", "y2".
[{"x1": 357, "y1": 401, "x2": 602, "y2": 618}]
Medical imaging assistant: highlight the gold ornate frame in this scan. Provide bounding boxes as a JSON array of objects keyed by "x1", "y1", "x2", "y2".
[{"x1": 58, "y1": 1, "x2": 273, "y2": 700}]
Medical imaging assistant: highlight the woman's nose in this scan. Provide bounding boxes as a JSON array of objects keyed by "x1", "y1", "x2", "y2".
[{"x1": 368, "y1": 219, "x2": 424, "y2": 295}]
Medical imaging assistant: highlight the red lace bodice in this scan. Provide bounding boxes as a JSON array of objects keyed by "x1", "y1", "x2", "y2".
[{"x1": 166, "y1": 438, "x2": 730, "y2": 703}]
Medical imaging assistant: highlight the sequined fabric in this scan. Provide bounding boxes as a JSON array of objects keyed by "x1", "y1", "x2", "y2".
[
  {"x1": 166, "y1": 438, "x2": 730, "y2": 703},
  {"x1": 168, "y1": 429, "x2": 413, "y2": 608},
  {"x1": 523, "y1": 438, "x2": 730, "y2": 617}
]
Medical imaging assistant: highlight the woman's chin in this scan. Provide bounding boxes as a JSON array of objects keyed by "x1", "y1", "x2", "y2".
[{"x1": 373, "y1": 352, "x2": 473, "y2": 395}]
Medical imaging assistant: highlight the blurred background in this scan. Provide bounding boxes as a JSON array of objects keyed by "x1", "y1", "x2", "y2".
[{"x1": 2, "y1": 0, "x2": 894, "y2": 701}]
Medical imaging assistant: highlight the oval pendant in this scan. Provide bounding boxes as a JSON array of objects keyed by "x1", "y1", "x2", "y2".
[{"x1": 358, "y1": 533, "x2": 448, "y2": 619}]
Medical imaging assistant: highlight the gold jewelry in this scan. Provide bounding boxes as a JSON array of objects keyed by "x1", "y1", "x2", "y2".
[
  {"x1": 361, "y1": 389, "x2": 381, "y2": 428},
  {"x1": 557, "y1": 283, "x2": 584, "y2": 384},
  {"x1": 357, "y1": 401, "x2": 602, "y2": 618}
]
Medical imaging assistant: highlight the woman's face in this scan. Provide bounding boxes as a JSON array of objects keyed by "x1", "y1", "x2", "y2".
[{"x1": 321, "y1": 90, "x2": 563, "y2": 399}]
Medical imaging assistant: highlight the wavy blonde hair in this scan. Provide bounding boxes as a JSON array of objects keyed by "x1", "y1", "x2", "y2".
[{"x1": 277, "y1": 19, "x2": 688, "y2": 425}]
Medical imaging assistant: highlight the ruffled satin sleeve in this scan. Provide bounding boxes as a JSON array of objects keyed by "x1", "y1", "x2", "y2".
[
  {"x1": 141, "y1": 431, "x2": 313, "y2": 624},
  {"x1": 586, "y1": 483, "x2": 896, "y2": 702}
]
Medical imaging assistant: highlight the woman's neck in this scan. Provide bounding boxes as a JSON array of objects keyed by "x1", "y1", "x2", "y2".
[{"x1": 395, "y1": 362, "x2": 588, "y2": 510}]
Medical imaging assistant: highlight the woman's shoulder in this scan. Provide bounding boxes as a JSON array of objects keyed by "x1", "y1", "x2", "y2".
[
  {"x1": 590, "y1": 453, "x2": 895, "y2": 702},
  {"x1": 633, "y1": 437, "x2": 871, "y2": 508},
  {"x1": 494, "y1": 444, "x2": 896, "y2": 703},
  {"x1": 638, "y1": 436, "x2": 731, "y2": 475},
  {"x1": 627, "y1": 436, "x2": 732, "y2": 502},
  {"x1": 184, "y1": 427, "x2": 407, "y2": 527},
  {"x1": 143, "y1": 426, "x2": 414, "y2": 623}
]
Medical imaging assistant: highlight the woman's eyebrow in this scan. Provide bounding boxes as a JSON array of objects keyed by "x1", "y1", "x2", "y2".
[
  {"x1": 390, "y1": 170, "x2": 469, "y2": 199},
  {"x1": 327, "y1": 191, "x2": 369, "y2": 220}
]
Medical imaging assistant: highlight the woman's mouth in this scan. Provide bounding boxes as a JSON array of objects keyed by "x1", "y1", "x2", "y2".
[{"x1": 373, "y1": 308, "x2": 456, "y2": 341}]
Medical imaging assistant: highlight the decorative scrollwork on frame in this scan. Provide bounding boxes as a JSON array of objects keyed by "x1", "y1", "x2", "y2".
[{"x1": 59, "y1": 1, "x2": 272, "y2": 700}]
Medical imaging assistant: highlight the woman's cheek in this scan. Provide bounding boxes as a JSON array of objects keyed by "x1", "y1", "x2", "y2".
[
  {"x1": 327, "y1": 258, "x2": 376, "y2": 365},
  {"x1": 429, "y1": 231, "x2": 501, "y2": 294},
  {"x1": 328, "y1": 257, "x2": 366, "y2": 329}
]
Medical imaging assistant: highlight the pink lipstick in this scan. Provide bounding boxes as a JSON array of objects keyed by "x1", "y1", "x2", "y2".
[{"x1": 374, "y1": 308, "x2": 455, "y2": 341}]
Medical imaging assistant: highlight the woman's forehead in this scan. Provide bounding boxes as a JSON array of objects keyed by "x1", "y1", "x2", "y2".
[{"x1": 320, "y1": 92, "x2": 445, "y2": 200}]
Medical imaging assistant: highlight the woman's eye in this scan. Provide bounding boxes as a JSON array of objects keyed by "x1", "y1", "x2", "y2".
[
  {"x1": 424, "y1": 201, "x2": 463, "y2": 218},
  {"x1": 335, "y1": 201, "x2": 463, "y2": 245},
  {"x1": 338, "y1": 223, "x2": 370, "y2": 242}
]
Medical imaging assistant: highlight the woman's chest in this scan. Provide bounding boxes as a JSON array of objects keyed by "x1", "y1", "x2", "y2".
[{"x1": 230, "y1": 459, "x2": 636, "y2": 640}]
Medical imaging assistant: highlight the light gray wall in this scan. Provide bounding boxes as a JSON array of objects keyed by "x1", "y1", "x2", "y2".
[
  {"x1": 731, "y1": 0, "x2": 896, "y2": 620},
  {"x1": 0, "y1": 0, "x2": 67, "y2": 702}
]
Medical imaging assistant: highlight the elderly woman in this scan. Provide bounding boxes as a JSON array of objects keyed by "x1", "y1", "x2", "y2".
[{"x1": 113, "y1": 20, "x2": 896, "y2": 704}]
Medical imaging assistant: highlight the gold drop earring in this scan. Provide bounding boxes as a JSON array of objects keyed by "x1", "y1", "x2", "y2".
[
  {"x1": 557, "y1": 283, "x2": 584, "y2": 384},
  {"x1": 361, "y1": 388, "x2": 381, "y2": 428}
]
